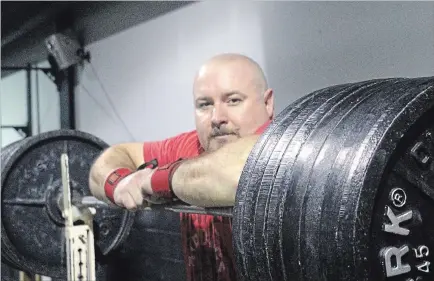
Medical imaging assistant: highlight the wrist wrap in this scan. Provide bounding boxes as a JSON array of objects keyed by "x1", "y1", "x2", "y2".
[
  {"x1": 150, "y1": 158, "x2": 184, "y2": 200},
  {"x1": 104, "y1": 168, "x2": 133, "y2": 203}
]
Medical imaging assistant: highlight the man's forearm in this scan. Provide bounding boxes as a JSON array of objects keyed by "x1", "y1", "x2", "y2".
[
  {"x1": 88, "y1": 145, "x2": 137, "y2": 202},
  {"x1": 171, "y1": 135, "x2": 260, "y2": 207}
]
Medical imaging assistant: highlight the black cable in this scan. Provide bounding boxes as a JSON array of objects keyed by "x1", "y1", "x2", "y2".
[
  {"x1": 79, "y1": 84, "x2": 120, "y2": 126},
  {"x1": 88, "y1": 63, "x2": 136, "y2": 141}
]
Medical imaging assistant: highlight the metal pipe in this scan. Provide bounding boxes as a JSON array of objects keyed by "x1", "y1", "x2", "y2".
[
  {"x1": 35, "y1": 67, "x2": 41, "y2": 134},
  {"x1": 26, "y1": 64, "x2": 33, "y2": 137},
  {"x1": 58, "y1": 66, "x2": 76, "y2": 129},
  {"x1": 80, "y1": 196, "x2": 234, "y2": 217},
  {"x1": 1, "y1": 66, "x2": 51, "y2": 71}
]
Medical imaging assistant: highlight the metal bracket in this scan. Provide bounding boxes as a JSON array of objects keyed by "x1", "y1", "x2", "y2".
[
  {"x1": 0, "y1": 125, "x2": 30, "y2": 138},
  {"x1": 60, "y1": 154, "x2": 96, "y2": 281}
]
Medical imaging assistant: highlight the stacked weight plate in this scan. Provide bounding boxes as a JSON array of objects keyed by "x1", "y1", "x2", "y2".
[{"x1": 234, "y1": 77, "x2": 434, "y2": 281}]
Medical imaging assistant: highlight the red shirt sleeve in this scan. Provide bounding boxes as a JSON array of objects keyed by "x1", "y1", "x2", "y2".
[{"x1": 142, "y1": 130, "x2": 201, "y2": 166}]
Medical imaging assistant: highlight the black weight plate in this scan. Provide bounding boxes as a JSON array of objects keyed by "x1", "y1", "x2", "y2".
[
  {"x1": 113, "y1": 209, "x2": 186, "y2": 281},
  {"x1": 234, "y1": 76, "x2": 434, "y2": 281},
  {"x1": 235, "y1": 78, "x2": 389, "y2": 281},
  {"x1": 310, "y1": 77, "x2": 434, "y2": 281},
  {"x1": 355, "y1": 79, "x2": 434, "y2": 281},
  {"x1": 233, "y1": 80, "x2": 370, "y2": 280},
  {"x1": 370, "y1": 118, "x2": 434, "y2": 281},
  {"x1": 1, "y1": 262, "x2": 21, "y2": 281},
  {"x1": 286, "y1": 77, "x2": 433, "y2": 281},
  {"x1": 281, "y1": 77, "x2": 416, "y2": 281},
  {"x1": 1, "y1": 129, "x2": 135, "y2": 278},
  {"x1": 233, "y1": 83, "x2": 325, "y2": 280},
  {"x1": 1, "y1": 131, "x2": 99, "y2": 276},
  {"x1": 0, "y1": 139, "x2": 29, "y2": 270},
  {"x1": 246, "y1": 82, "x2": 365, "y2": 280},
  {"x1": 281, "y1": 77, "x2": 433, "y2": 281},
  {"x1": 253, "y1": 78, "x2": 393, "y2": 281}
]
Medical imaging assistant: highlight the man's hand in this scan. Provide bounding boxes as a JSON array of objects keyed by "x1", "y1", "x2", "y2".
[{"x1": 113, "y1": 169, "x2": 154, "y2": 210}]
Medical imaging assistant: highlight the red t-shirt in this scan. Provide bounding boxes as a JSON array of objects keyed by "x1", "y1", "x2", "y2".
[{"x1": 142, "y1": 121, "x2": 271, "y2": 281}]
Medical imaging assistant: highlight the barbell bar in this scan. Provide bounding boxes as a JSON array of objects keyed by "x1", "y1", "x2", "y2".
[
  {"x1": 78, "y1": 196, "x2": 234, "y2": 217},
  {"x1": 3, "y1": 194, "x2": 234, "y2": 217}
]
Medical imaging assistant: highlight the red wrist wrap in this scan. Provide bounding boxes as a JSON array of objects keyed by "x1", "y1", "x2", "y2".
[
  {"x1": 150, "y1": 159, "x2": 184, "y2": 199},
  {"x1": 104, "y1": 168, "x2": 133, "y2": 203}
]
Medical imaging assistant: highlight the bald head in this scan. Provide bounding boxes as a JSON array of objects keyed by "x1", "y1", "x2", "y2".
[
  {"x1": 194, "y1": 53, "x2": 268, "y2": 96},
  {"x1": 192, "y1": 53, "x2": 274, "y2": 152}
]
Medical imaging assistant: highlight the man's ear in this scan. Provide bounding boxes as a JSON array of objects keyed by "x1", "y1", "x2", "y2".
[{"x1": 263, "y1": 88, "x2": 274, "y2": 119}]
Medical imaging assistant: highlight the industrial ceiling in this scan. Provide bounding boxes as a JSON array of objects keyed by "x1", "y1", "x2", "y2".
[{"x1": 1, "y1": 1, "x2": 194, "y2": 77}]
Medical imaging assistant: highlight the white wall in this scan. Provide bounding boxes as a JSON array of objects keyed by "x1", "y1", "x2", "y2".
[{"x1": 74, "y1": 1, "x2": 434, "y2": 145}]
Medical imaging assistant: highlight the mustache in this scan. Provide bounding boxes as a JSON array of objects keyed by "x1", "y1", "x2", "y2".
[{"x1": 209, "y1": 128, "x2": 238, "y2": 138}]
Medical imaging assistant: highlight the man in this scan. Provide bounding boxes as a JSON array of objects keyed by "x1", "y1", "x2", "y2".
[{"x1": 89, "y1": 53, "x2": 274, "y2": 281}]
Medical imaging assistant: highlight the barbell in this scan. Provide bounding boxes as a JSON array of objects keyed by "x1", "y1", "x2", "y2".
[{"x1": 1, "y1": 76, "x2": 433, "y2": 281}]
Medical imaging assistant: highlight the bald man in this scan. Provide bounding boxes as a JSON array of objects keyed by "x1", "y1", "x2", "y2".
[{"x1": 89, "y1": 53, "x2": 274, "y2": 281}]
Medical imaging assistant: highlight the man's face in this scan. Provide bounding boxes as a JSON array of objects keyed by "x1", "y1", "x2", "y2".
[{"x1": 193, "y1": 60, "x2": 273, "y2": 152}]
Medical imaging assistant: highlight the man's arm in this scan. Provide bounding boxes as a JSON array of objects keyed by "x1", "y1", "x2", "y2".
[
  {"x1": 88, "y1": 143, "x2": 144, "y2": 202},
  {"x1": 170, "y1": 135, "x2": 260, "y2": 207}
]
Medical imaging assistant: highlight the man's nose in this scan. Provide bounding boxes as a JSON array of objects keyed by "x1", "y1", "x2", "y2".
[{"x1": 211, "y1": 105, "x2": 228, "y2": 127}]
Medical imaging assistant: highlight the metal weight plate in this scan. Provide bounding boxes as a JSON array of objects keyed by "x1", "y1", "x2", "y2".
[
  {"x1": 1, "y1": 262, "x2": 21, "y2": 281},
  {"x1": 286, "y1": 77, "x2": 433, "y2": 281},
  {"x1": 351, "y1": 78, "x2": 434, "y2": 281},
  {"x1": 280, "y1": 78, "x2": 424, "y2": 281},
  {"x1": 255, "y1": 78, "x2": 392, "y2": 281},
  {"x1": 1, "y1": 139, "x2": 30, "y2": 270},
  {"x1": 369, "y1": 109, "x2": 433, "y2": 281},
  {"x1": 233, "y1": 81, "x2": 366, "y2": 281},
  {"x1": 233, "y1": 78, "x2": 388, "y2": 281},
  {"x1": 234, "y1": 76, "x2": 434, "y2": 281},
  {"x1": 1, "y1": 129, "x2": 135, "y2": 278}
]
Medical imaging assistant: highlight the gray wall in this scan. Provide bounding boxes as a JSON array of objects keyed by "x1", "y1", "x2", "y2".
[
  {"x1": 3, "y1": 1, "x2": 434, "y2": 147},
  {"x1": 75, "y1": 1, "x2": 434, "y2": 145}
]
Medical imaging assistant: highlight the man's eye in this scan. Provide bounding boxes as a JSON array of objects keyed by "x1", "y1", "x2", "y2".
[
  {"x1": 198, "y1": 102, "x2": 211, "y2": 108},
  {"x1": 228, "y1": 98, "x2": 242, "y2": 105}
]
